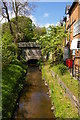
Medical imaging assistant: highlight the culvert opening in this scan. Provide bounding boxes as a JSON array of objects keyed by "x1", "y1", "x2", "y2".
[{"x1": 27, "y1": 59, "x2": 39, "y2": 66}]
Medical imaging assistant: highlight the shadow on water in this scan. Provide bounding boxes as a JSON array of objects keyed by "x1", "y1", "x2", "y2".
[{"x1": 14, "y1": 60, "x2": 55, "y2": 119}]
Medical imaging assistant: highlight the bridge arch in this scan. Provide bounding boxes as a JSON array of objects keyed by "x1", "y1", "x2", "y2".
[
  {"x1": 18, "y1": 42, "x2": 41, "y2": 61},
  {"x1": 27, "y1": 59, "x2": 39, "y2": 65}
]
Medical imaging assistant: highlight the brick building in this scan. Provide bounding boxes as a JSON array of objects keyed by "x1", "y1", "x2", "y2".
[{"x1": 64, "y1": 1, "x2": 80, "y2": 67}]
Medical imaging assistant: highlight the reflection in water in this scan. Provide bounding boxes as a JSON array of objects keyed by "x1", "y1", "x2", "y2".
[{"x1": 15, "y1": 65, "x2": 55, "y2": 119}]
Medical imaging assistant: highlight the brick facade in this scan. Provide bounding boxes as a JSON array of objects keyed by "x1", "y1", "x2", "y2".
[{"x1": 65, "y1": 1, "x2": 80, "y2": 66}]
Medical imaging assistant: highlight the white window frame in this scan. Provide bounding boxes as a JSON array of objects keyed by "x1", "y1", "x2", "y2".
[
  {"x1": 77, "y1": 40, "x2": 80, "y2": 49},
  {"x1": 71, "y1": 39, "x2": 80, "y2": 50},
  {"x1": 73, "y1": 19, "x2": 80, "y2": 36},
  {"x1": 67, "y1": 14, "x2": 69, "y2": 21},
  {"x1": 72, "y1": 49, "x2": 75, "y2": 55}
]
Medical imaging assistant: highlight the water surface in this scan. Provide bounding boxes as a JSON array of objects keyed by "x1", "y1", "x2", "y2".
[{"x1": 15, "y1": 65, "x2": 54, "y2": 119}]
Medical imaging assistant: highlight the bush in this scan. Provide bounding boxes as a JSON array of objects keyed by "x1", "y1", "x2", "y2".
[
  {"x1": 2, "y1": 32, "x2": 17, "y2": 67},
  {"x1": 58, "y1": 64, "x2": 68, "y2": 75},
  {"x1": 12, "y1": 57, "x2": 28, "y2": 71},
  {"x1": 37, "y1": 59, "x2": 43, "y2": 67},
  {"x1": 2, "y1": 60, "x2": 27, "y2": 119}
]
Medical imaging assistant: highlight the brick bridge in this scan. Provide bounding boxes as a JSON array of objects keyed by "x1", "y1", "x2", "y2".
[{"x1": 18, "y1": 42, "x2": 41, "y2": 61}]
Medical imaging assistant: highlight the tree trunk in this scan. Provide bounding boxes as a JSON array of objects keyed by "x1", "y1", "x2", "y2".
[
  {"x1": 3, "y1": 2, "x2": 13, "y2": 35},
  {"x1": 14, "y1": 2, "x2": 19, "y2": 44}
]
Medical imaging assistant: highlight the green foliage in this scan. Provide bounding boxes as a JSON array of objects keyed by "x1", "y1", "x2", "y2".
[
  {"x1": 58, "y1": 64, "x2": 68, "y2": 75},
  {"x1": 52, "y1": 64, "x2": 78, "y2": 98},
  {"x1": 37, "y1": 59, "x2": 43, "y2": 67},
  {"x1": 2, "y1": 16, "x2": 35, "y2": 42},
  {"x1": 2, "y1": 59, "x2": 27, "y2": 119},
  {"x1": 33, "y1": 26, "x2": 46, "y2": 40},
  {"x1": 2, "y1": 31, "x2": 13, "y2": 45},
  {"x1": 12, "y1": 56, "x2": 28, "y2": 70},
  {"x1": 17, "y1": 16, "x2": 34, "y2": 42},
  {"x1": 42, "y1": 65, "x2": 78, "y2": 118},
  {"x1": 2, "y1": 32, "x2": 17, "y2": 67},
  {"x1": 2, "y1": 15, "x2": 38, "y2": 120},
  {"x1": 38, "y1": 25, "x2": 67, "y2": 64},
  {"x1": 2, "y1": 27, "x2": 27, "y2": 119}
]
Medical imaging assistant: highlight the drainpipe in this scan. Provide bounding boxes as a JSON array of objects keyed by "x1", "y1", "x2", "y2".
[
  {"x1": 69, "y1": 16, "x2": 71, "y2": 59},
  {"x1": 65, "y1": 21, "x2": 66, "y2": 46},
  {"x1": 72, "y1": 55, "x2": 75, "y2": 77}
]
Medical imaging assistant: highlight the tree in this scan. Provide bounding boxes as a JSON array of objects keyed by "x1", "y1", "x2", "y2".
[
  {"x1": 15, "y1": 16, "x2": 34, "y2": 42},
  {"x1": 10, "y1": 0, "x2": 34, "y2": 43},
  {"x1": 34, "y1": 26, "x2": 46, "y2": 36},
  {"x1": 2, "y1": 16, "x2": 35, "y2": 42},
  {"x1": 2, "y1": 0, "x2": 34, "y2": 44},
  {"x1": 33, "y1": 26, "x2": 46, "y2": 41},
  {"x1": 38, "y1": 25, "x2": 67, "y2": 64},
  {"x1": 2, "y1": 31, "x2": 17, "y2": 67},
  {"x1": 2, "y1": 1, "x2": 13, "y2": 35}
]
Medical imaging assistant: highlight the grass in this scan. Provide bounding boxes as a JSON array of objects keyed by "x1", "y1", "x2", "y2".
[
  {"x1": 42, "y1": 65, "x2": 78, "y2": 118},
  {"x1": 51, "y1": 64, "x2": 78, "y2": 99},
  {"x1": 2, "y1": 59, "x2": 27, "y2": 119}
]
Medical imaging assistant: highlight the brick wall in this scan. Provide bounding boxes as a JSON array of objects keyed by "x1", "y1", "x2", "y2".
[{"x1": 66, "y1": 2, "x2": 80, "y2": 66}]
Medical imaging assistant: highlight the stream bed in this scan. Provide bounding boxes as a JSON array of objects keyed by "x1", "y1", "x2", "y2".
[{"x1": 14, "y1": 65, "x2": 55, "y2": 119}]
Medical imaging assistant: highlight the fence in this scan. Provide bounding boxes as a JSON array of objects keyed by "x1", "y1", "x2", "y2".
[
  {"x1": 66, "y1": 59, "x2": 80, "y2": 81},
  {"x1": 74, "y1": 64, "x2": 80, "y2": 81}
]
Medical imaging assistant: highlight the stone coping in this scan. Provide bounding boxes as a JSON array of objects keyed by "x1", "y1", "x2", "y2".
[{"x1": 51, "y1": 70, "x2": 80, "y2": 111}]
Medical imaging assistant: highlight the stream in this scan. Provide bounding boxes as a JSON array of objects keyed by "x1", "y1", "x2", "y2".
[{"x1": 14, "y1": 65, "x2": 55, "y2": 119}]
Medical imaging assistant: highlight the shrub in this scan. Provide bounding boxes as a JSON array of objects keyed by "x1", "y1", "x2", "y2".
[
  {"x1": 2, "y1": 59, "x2": 27, "y2": 119},
  {"x1": 58, "y1": 64, "x2": 68, "y2": 75},
  {"x1": 12, "y1": 57, "x2": 28, "y2": 71},
  {"x1": 37, "y1": 59, "x2": 43, "y2": 67},
  {"x1": 2, "y1": 32, "x2": 17, "y2": 67}
]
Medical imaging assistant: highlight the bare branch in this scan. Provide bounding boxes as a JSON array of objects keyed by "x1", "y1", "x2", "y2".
[{"x1": 2, "y1": 14, "x2": 7, "y2": 18}]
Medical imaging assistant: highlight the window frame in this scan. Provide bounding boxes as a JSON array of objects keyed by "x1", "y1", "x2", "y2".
[
  {"x1": 73, "y1": 19, "x2": 80, "y2": 36},
  {"x1": 72, "y1": 49, "x2": 75, "y2": 55},
  {"x1": 77, "y1": 41, "x2": 80, "y2": 49}
]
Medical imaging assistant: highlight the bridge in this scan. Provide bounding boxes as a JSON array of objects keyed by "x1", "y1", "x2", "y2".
[{"x1": 18, "y1": 42, "x2": 41, "y2": 62}]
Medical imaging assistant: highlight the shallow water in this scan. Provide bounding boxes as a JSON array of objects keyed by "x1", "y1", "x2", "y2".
[{"x1": 14, "y1": 65, "x2": 54, "y2": 119}]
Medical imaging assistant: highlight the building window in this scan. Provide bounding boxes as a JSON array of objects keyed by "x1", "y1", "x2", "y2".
[
  {"x1": 73, "y1": 19, "x2": 80, "y2": 36},
  {"x1": 67, "y1": 14, "x2": 69, "y2": 21},
  {"x1": 77, "y1": 41, "x2": 80, "y2": 48},
  {"x1": 72, "y1": 50, "x2": 75, "y2": 55}
]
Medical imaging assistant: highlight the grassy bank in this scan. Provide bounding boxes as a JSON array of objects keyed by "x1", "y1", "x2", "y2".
[
  {"x1": 42, "y1": 65, "x2": 78, "y2": 118},
  {"x1": 50, "y1": 64, "x2": 78, "y2": 99},
  {"x1": 2, "y1": 58, "x2": 27, "y2": 119}
]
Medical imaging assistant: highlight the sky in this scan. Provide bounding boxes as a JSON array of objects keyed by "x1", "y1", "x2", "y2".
[
  {"x1": 1, "y1": 1, "x2": 73, "y2": 27},
  {"x1": 30, "y1": 2, "x2": 72, "y2": 27}
]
